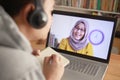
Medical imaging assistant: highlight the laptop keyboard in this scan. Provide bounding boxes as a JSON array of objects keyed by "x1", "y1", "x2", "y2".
[{"x1": 65, "y1": 55, "x2": 100, "y2": 76}]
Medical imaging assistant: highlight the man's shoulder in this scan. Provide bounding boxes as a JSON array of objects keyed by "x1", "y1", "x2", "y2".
[
  {"x1": 0, "y1": 46, "x2": 41, "y2": 80},
  {"x1": 0, "y1": 46, "x2": 38, "y2": 67}
]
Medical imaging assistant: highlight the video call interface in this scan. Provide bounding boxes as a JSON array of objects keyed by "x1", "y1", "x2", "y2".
[{"x1": 48, "y1": 13, "x2": 115, "y2": 60}]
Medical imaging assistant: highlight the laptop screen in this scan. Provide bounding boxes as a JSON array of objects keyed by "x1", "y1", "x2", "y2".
[{"x1": 47, "y1": 10, "x2": 117, "y2": 61}]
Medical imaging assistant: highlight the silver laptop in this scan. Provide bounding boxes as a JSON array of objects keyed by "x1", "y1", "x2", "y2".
[{"x1": 46, "y1": 10, "x2": 117, "y2": 80}]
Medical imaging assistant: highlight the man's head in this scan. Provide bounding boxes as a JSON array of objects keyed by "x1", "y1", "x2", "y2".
[
  {"x1": 0, "y1": 0, "x2": 35, "y2": 17},
  {"x1": 0, "y1": 0, "x2": 55, "y2": 41}
]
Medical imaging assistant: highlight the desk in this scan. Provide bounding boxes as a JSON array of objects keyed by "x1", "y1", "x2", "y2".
[
  {"x1": 30, "y1": 40, "x2": 120, "y2": 80},
  {"x1": 104, "y1": 54, "x2": 120, "y2": 80}
]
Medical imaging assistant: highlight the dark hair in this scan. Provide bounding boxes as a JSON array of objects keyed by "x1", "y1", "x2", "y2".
[{"x1": 0, "y1": 0, "x2": 34, "y2": 17}]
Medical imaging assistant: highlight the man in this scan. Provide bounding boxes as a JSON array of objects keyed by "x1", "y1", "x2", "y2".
[{"x1": 0, "y1": 0, "x2": 64, "y2": 80}]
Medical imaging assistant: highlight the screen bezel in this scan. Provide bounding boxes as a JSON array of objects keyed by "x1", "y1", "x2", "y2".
[{"x1": 46, "y1": 10, "x2": 117, "y2": 63}]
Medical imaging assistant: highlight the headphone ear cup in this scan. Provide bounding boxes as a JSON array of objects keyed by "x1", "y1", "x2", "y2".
[{"x1": 27, "y1": 10, "x2": 48, "y2": 29}]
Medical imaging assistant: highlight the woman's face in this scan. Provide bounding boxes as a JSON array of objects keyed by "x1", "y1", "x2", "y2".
[{"x1": 73, "y1": 23, "x2": 86, "y2": 40}]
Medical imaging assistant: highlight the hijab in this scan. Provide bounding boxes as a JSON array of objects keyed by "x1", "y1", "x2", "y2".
[{"x1": 69, "y1": 19, "x2": 89, "y2": 50}]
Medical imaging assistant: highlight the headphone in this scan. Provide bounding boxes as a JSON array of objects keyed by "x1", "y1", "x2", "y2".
[{"x1": 27, "y1": 0, "x2": 48, "y2": 29}]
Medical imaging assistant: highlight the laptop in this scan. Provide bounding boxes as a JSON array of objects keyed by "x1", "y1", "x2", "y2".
[{"x1": 46, "y1": 10, "x2": 117, "y2": 80}]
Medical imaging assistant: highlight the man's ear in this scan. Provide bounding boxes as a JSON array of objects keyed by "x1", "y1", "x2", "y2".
[{"x1": 13, "y1": 3, "x2": 35, "y2": 28}]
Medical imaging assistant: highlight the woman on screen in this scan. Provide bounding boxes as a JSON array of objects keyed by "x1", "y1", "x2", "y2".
[{"x1": 59, "y1": 19, "x2": 93, "y2": 56}]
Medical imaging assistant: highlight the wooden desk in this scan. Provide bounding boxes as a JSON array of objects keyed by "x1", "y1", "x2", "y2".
[
  {"x1": 104, "y1": 54, "x2": 120, "y2": 80},
  {"x1": 30, "y1": 40, "x2": 120, "y2": 80}
]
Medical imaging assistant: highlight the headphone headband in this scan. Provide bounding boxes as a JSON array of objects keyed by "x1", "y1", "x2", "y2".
[{"x1": 34, "y1": 0, "x2": 42, "y2": 9}]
